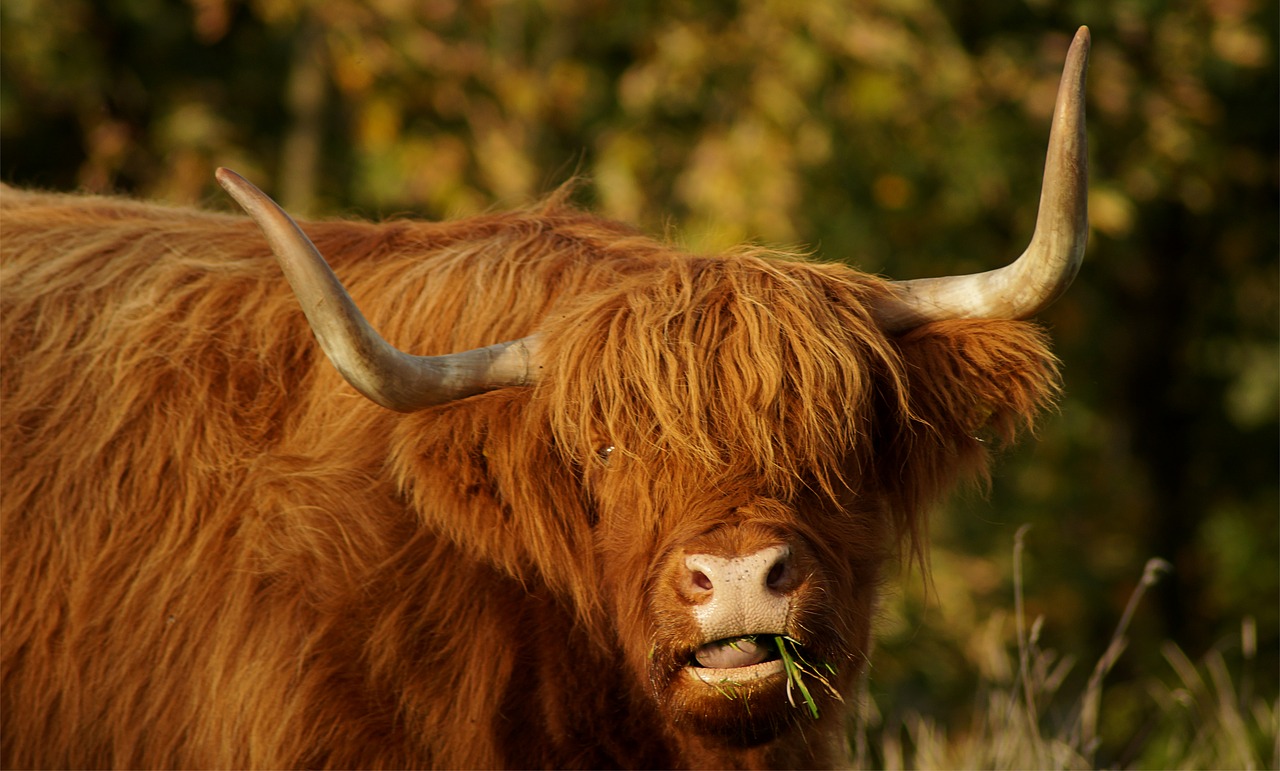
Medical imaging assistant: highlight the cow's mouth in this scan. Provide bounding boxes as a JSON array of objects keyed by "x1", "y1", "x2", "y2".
[
  {"x1": 691, "y1": 635, "x2": 780, "y2": 669},
  {"x1": 682, "y1": 634, "x2": 790, "y2": 686},
  {"x1": 680, "y1": 634, "x2": 840, "y2": 719}
]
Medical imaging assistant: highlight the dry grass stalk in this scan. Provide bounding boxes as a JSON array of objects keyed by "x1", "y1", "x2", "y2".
[{"x1": 852, "y1": 542, "x2": 1275, "y2": 770}]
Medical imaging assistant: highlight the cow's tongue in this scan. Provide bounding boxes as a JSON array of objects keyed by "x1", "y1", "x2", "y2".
[{"x1": 694, "y1": 636, "x2": 771, "y2": 669}]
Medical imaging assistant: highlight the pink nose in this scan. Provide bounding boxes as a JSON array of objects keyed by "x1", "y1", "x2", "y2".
[
  {"x1": 683, "y1": 545, "x2": 795, "y2": 641},
  {"x1": 685, "y1": 545, "x2": 794, "y2": 595}
]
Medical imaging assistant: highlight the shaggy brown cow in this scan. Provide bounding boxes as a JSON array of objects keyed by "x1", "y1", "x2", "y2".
[{"x1": 1, "y1": 28, "x2": 1089, "y2": 770}]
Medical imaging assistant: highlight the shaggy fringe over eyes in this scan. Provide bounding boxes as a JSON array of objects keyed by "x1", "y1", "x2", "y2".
[
  {"x1": 538, "y1": 252, "x2": 913, "y2": 501},
  {"x1": 534, "y1": 251, "x2": 1062, "y2": 566}
]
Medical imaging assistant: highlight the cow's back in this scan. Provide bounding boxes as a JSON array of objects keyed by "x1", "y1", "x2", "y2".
[
  {"x1": 2, "y1": 187, "x2": 331, "y2": 766},
  {"x1": 0, "y1": 185, "x2": 673, "y2": 767}
]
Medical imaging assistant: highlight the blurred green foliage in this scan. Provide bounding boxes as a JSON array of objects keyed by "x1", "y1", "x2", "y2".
[{"x1": 2, "y1": 0, "x2": 1275, "y2": 764}]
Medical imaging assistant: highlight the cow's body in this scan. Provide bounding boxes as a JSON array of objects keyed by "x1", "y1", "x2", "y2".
[
  {"x1": 0, "y1": 188, "x2": 663, "y2": 767},
  {"x1": 0, "y1": 184, "x2": 1060, "y2": 768}
]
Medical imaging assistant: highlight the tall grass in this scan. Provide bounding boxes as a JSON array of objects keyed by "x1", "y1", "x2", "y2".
[{"x1": 852, "y1": 527, "x2": 1278, "y2": 770}]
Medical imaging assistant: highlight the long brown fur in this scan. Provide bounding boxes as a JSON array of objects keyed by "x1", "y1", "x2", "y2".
[{"x1": 1, "y1": 183, "x2": 1060, "y2": 769}]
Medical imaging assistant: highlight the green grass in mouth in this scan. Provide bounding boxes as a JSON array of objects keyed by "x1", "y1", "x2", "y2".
[{"x1": 701, "y1": 634, "x2": 842, "y2": 720}]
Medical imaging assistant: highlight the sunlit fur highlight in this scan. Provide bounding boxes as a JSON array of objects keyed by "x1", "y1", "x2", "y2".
[
  {"x1": 544, "y1": 253, "x2": 908, "y2": 492},
  {"x1": 1, "y1": 183, "x2": 1060, "y2": 769}
]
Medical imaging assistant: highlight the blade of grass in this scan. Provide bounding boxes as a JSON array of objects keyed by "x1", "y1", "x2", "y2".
[{"x1": 776, "y1": 636, "x2": 820, "y2": 719}]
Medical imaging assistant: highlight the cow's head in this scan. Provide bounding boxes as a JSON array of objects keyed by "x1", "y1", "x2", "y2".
[
  {"x1": 219, "y1": 27, "x2": 1088, "y2": 754},
  {"x1": 524, "y1": 258, "x2": 1063, "y2": 748}
]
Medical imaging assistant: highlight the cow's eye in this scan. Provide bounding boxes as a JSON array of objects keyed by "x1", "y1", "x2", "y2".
[{"x1": 597, "y1": 445, "x2": 615, "y2": 464}]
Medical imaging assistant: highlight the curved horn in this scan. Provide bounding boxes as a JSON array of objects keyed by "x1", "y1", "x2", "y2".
[
  {"x1": 874, "y1": 26, "x2": 1090, "y2": 333},
  {"x1": 216, "y1": 167, "x2": 541, "y2": 412}
]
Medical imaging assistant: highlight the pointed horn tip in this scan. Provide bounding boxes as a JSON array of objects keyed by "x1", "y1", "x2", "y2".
[
  {"x1": 214, "y1": 166, "x2": 241, "y2": 189},
  {"x1": 215, "y1": 167, "x2": 256, "y2": 206},
  {"x1": 215, "y1": 169, "x2": 279, "y2": 223},
  {"x1": 1067, "y1": 27, "x2": 1091, "y2": 72}
]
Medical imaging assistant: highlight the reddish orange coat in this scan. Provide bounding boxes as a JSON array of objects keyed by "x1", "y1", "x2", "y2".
[{"x1": 1, "y1": 185, "x2": 1059, "y2": 768}]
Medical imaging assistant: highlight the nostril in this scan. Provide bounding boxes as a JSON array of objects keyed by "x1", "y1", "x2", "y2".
[
  {"x1": 691, "y1": 570, "x2": 713, "y2": 591},
  {"x1": 765, "y1": 558, "x2": 790, "y2": 591}
]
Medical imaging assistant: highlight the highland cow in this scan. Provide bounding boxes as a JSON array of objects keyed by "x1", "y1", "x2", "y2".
[{"x1": 1, "y1": 28, "x2": 1089, "y2": 770}]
